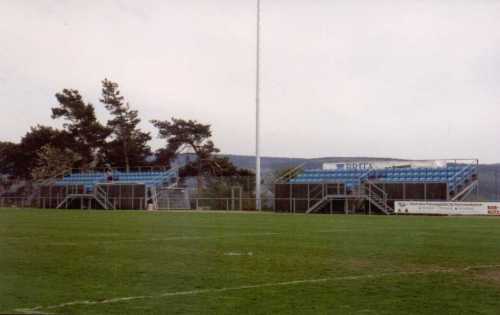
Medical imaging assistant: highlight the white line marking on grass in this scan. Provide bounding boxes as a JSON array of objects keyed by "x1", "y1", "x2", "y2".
[
  {"x1": 43, "y1": 232, "x2": 281, "y2": 246},
  {"x1": 224, "y1": 252, "x2": 254, "y2": 256},
  {"x1": 14, "y1": 308, "x2": 54, "y2": 315},
  {"x1": 13, "y1": 264, "x2": 500, "y2": 314},
  {"x1": 149, "y1": 232, "x2": 280, "y2": 242}
]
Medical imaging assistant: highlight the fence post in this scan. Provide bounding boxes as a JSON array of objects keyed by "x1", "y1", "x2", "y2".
[{"x1": 307, "y1": 185, "x2": 310, "y2": 209}]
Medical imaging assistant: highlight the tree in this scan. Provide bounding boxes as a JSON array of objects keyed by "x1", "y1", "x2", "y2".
[
  {"x1": 180, "y1": 156, "x2": 254, "y2": 177},
  {"x1": 52, "y1": 89, "x2": 110, "y2": 166},
  {"x1": 100, "y1": 79, "x2": 151, "y2": 171},
  {"x1": 151, "y1": 118, "x2": 219, "y2": 171},
  {"x1": 152, "y1": 118, "x2": 218, "y2": 157},
  {"x1": 0, "y1": 141, "x2": 20, "y2": 175},
  {"x1": 15, "y1": 126, "x2": 74, "y2": 178},
  {"x1": 31, "y1": 145, "x2": 81, "y2": 180},
  {"x1": 152, "y1": 118, "x2": 253, "y2": 179}
]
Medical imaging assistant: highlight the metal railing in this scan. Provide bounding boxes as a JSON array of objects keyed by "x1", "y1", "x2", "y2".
[
  {"x1": 449, "y1": 164, "x2": 476, "y2": 192},
  {"x1": 68, "y1": 166, "x2": 170, "y2": 174},
  {"x1": 95, "y1": 185, "x2": 114, "y2": 210},
  {"x1": 273, "y1": 163, "x2": 306, "y2": 184}
]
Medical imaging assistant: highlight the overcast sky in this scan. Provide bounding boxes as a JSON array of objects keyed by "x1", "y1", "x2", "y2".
[{"x1": 1, "y1": 0, "x2": 500, "y2": 163}]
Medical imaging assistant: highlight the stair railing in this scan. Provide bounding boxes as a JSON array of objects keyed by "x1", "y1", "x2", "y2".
[
  {"x1": 364, "y1": 180, "x2": 392, "y2": 214},
  {"x1": 150, "y1": 186, "x2": 159, "y2": 210},
  {"x1": 308, "y1": 184, "x2": 325, "y2": 208},
  {"x1": 449, "y1": 164, "x2": 475, "y2": 191},
  {"x1": 95, "y1": 185, "x2": 113, "y2": 210},
  {"x1": 274, "y1": 163, "x2": 306, "y2": 184}
]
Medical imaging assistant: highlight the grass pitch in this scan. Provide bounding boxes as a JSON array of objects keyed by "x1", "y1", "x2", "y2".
[{"x1": 1, "y1": 209, "x2": 500, "y2": 314}]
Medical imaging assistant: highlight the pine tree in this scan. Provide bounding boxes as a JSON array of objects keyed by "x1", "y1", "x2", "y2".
[
  {"x1": 151, "y1": 118, "x2": 252, "y2": 177},
  {"x1": 100, "y1": 79, "x2": 151, "y2": 171},
  {"x1": 52, "y1": 89, "x2": 110, "y2": 166}
]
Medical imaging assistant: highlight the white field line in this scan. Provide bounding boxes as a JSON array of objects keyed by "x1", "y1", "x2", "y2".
[
  {"x1": 38, "y1": 232, "x2": 282, "y2": 246},
  {"x1": 314, "y1": 226, "x2": 499, "y2": 233},
  {"x1": 149, "y1": 232, "x2": 280, "y2": 242},
  {"x1": 13, "y1": 264, "x2": 500, "y2": 314},
  {"x1": 224, "y1": 252, "x2": 254, "y2": 256}
]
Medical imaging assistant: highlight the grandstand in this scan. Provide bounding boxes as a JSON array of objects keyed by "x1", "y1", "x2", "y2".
[
  {"x1": 3, "y1": 159, "x2": 480, "y2": 214},
  {"x1": 36, "y1": 168, "x2": 185, "y2": 210},
  {"x1": 274, "y1": 159, "x2": 479, "y2": 214}
]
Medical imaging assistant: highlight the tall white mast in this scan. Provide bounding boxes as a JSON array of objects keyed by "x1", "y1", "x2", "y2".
[{"x1": 255, "y1": 0, "x2": 262, "y2": 211}]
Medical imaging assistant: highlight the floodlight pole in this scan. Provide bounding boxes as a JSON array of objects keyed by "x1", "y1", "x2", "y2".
[{"x1": 255, "y1": 0, "x2": 262, "y2": 211}]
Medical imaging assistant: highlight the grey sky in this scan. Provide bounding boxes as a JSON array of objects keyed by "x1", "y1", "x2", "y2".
[{"x1": 1, "y1": 0, "x2": 500, "y2": 162}]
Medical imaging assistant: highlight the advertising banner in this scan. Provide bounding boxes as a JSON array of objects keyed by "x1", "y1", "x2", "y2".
[
  {"x1": 323, "y1": 160, "x2": 445, "y2": 170},
  {"x1": 394, "y1": 201, "x2": 500, "y2": 216}
]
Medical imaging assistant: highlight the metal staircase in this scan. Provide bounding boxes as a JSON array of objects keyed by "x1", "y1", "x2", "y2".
[
  {"x1": 448, "y1": 164, "x2": 478, "y2": 201},
  {"x1": 451, "y1": 179, "x2": 479, "y2": 201},
  {"x1": 306, "y1": 196, "x2": 328, "y2": 214},
  {"x1": 95, "y1": 185, "x2": 114, "y2": 209},
  {"x1": 363, "y1": 181, "x2": 393, "y2": 215},
  {"x1": 304, "y1": 181, "x2": 393, "y2": 215}
]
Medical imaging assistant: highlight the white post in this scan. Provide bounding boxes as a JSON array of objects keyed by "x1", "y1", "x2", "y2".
[{"x1": 255, "y1": 0, "x2": 262, "y2": 211}]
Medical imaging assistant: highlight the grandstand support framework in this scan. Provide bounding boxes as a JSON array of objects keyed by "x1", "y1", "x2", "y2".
[
  {"x1": 56, "y1": 185, "x2": 114, "y2": 210},
  {"x1": 274, "y1": 159, "x2": 479, "y2": 214},
  {"x1": 36, "y1": 166, "x2": 179, "y2": 210}
]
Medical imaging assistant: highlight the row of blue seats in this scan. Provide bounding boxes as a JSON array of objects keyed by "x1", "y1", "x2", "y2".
[
  {"x1": 62, "y1": 171, "x2": 172, "y2": 178},
  {"x1": 57, "y1": 171, "x2": 175, "y2": 187},
  {"x1": 383, "y1": 169, "x2": 463, "y2": 174},
  {"x1": 382, "y1": 178, "x2": 449, "y2": 182},
  {"x1": 290, "y1": 178, "x2": 360, "y2": 183},
  {"x1": 300, "y1": 168, "x2": 472, "y2": 177},
  {"x1": 295, "y1": 173, "x2": 460, "y2": 180},
  {"x1": 299, "y1": 172, "x2": 461, "y2": 177},
  {"x1": 290, "y1": 178, "x2": 358, "y2": 185},
  {"x1": 304, "y1": 165, "x2": 468, "y2": 173},
  {"x1": 297, "y1": 175, "x2": 455, "y2": 181},
  {"x1": 298, "y1": 174, "x2": 363, "y2": 178},
  {"x1": 292, "y1": 177, "x2": 451, "y2": 183},
  {"x1": 59, "y1": 177, "x2": 167, "y2": 182},
  {"x1": 56, "y1": 179, "x2": 165, "y2": 186},
  {"x1": 60, "y1": 176, "x2": 169, "y2": 182},
  {"x1": 293, "y1": 172, "x2": 475, "y2": 184},
  {"x1": 381, "y1": 174, "x2": 454, "y2": 178},
  {"x1": 303, "y1": 168, "x2": 466, "y2": 175},
  {"x1": 66, "y1": 172, "x2": 169, "y2": 178}
]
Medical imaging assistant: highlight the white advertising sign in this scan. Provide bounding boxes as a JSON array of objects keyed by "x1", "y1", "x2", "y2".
[
  {"x1": 394, "y1": 201, "x2": 500, "y2": 216},
  {"x1": 323, "y1": 160, "x2": 445, "y2": 171}
]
